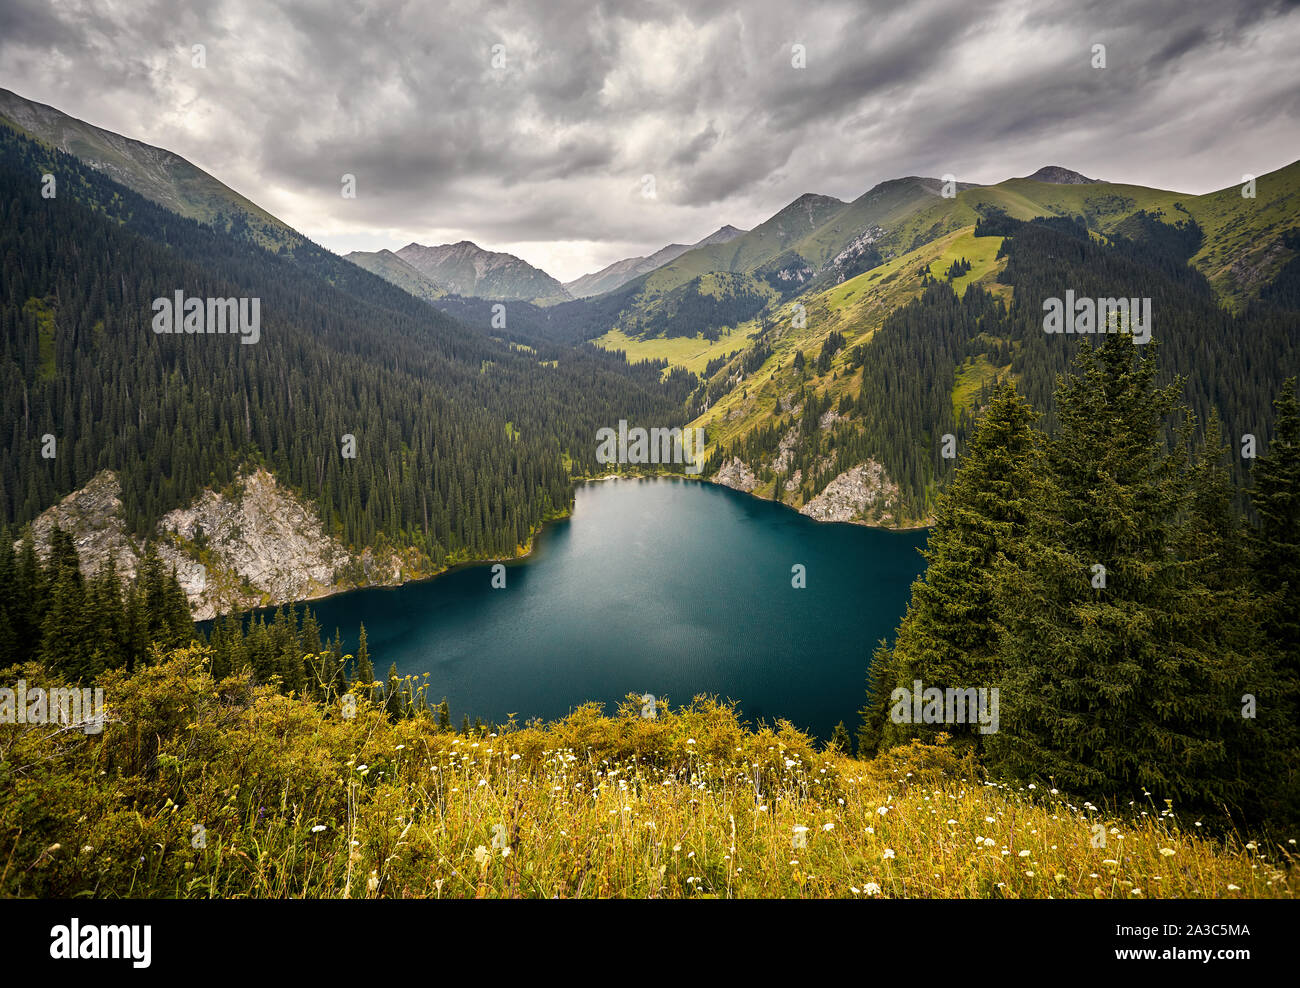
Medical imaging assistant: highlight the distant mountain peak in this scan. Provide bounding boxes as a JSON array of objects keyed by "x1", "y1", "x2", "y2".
[
  {"x1": 1023, "y1": 165, "x2": 1099, "y2": 185},
  {"x1": 395, "y1": 241, "x2": 569, "y2": 302},
  {"x1": 790, "y1": 192, "x2": 844, "y2": 207},
  {"x1": 562, "y1": 224, "x2": 748, "y2": 298}
]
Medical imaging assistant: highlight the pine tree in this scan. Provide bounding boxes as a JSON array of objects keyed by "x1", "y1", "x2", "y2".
[
  {"x1": 829, "y1": 721, "x2": 852, "y2": 753},
  {"x1": 858, "y1": 383, "x2": 1041, "y2": 755},
  {"x1": 1247, "y1": 379, "x2": 1300, "y2": 824},
  {"x1": 355, "y1": 623, "x2": 375, "y2": 698}
]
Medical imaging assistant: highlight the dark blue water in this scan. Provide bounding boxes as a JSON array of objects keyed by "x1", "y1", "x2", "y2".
[{"x1": 300, "y1": 478, "x2": 928, "y2": 739}]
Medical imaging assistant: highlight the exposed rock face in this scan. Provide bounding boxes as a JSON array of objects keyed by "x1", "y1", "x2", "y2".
[
  {"x1": 800, "y1": 461, "x2": 900, "y2": 523},
  {"x1": 20, "y1": 468, "x2": 372, "y2": 620},
  {"x1": 395, "y1": 240, "x2": 570, "y2": 302},
  {"x1": 712, "y1": 457, "x2": 758, "y2": 493},
  {"x1": 24, "y1": 470, "x2": 141, "y2": 580},
  {"x1": 156, "y1": 468, "x2": 353, "y2": 619},
  {"x1": 819, "y1": 409, "x2": 846, "y2": 430},
  {"x1": 1228, "y1": 239, "x2": 1287, "y2": 292},
  {"x1": 772, "y1": 428, "x2": 799, "y2": 473}
]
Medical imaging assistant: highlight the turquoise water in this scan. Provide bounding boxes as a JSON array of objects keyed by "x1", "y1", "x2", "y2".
[{"x1": 299, "y1": 477, "x2": 928, "y2": 740}]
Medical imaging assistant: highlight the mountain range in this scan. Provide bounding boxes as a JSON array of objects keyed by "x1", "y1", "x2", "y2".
[{"x1": 0, "y1": 84, "x2": 1296, "y2": 610}]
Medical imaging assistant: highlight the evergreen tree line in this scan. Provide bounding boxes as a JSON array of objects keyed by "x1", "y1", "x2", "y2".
[
  {"x1": 0, "y1": 529, "x2": 494, "y2": 727},
  {"x1": 858, "y1": 333, "x2": 1299, "y2": 830}
]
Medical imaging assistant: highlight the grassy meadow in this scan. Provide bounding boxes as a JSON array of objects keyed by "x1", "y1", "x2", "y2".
[{"x1": 2, "y1": 648, "x2": 1292, "y2": 899}]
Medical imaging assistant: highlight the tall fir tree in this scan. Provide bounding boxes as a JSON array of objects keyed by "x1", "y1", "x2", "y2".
[
  {"x1": 859, "y1": 383, "x2": 1042, "y2": 755},
  {"x1": 986, "y1": 336, "x2": 1251, "y2": 812}
]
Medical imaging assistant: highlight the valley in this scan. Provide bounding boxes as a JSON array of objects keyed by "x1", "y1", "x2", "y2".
[{"x1": 0, "y1": 0, "x2": 1298, "y2": 914}]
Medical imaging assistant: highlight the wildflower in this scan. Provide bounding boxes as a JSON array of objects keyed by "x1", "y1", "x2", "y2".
[
  {"x1": 1227, "y1": 884, "x2": 1240, "y2": 891},
  {"x1": 1159, "y1": 848, "x2": 1175, "y2": 857},
  {"x1": 473, "y1": 845, "x2": 489, "y2": 866},
  {"x1": 1019, "y1": 850, "x2": 1031, "y2": 858},
  {"x1": 822, "y1": 823, "x2": 835, "y2": 832},
  {"x1": 864, "y1": 882, "x2": 881, "y2": 896},
  {"x1": 311, "y1": 825, "x2": 327, "y2": 833},
  {"x1": 882, "y1": 849, "x2": 895, "y2": 860},
  {"x1": 501, "y1": 847, "x2": 511, "y2": 858}
]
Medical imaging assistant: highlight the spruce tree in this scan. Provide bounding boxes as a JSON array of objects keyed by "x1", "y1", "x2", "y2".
[
  {"x1": 1247, "y1": 379, "x2": 1300, "y2": 824},
  {"x1": 987, "y1": 336, "x2": 1247, "y2": 810},
  {"x1": 858, "y1": 383, "x2": 1042, "y2": 755}
]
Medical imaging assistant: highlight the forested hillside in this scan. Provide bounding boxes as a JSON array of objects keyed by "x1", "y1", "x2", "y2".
[
  {"x1": 699, "y1": 209, "x2": 1300, "y2": 518},
  {"x1": 0, "y1": 123, "x2": 691, "y2": 570}
]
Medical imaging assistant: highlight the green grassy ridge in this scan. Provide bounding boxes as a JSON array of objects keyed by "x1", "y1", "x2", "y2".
[
  {"x1": 618, "y1": 160, "x2": 1297, "y2": 364},
  {"x1": 675, "y1": 164, "x2": 1299, "y2": 515},
  {"x1": 1178, "y1": 160, "x2": 1300, "y2": 307}
]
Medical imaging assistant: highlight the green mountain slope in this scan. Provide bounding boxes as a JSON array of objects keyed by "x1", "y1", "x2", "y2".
[
  {"x1": 1178, "y1": 160, "x2": 1300, "y2": 307},
  {"x1": 0, "y1": 87, "x2": 302, "y2": 251},
  {"x1": 345, "y1": 249, "x2": 447, "y2": 303}
]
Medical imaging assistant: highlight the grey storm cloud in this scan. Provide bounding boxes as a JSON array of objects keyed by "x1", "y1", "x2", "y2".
[{"x1": 0, "y1": 0, "x2": 1297, "y2": 279}]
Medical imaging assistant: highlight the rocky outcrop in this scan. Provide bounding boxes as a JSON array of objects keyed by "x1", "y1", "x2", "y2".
[
  {"x1": 712, "y1": 457, "x2": 758, "y2": 493},
  {"x1": 24, "y1": 470, "x2": 142, "y2": 580},
  {"x1": 772, "y1": 428, "x2": 799, "y2": 473},
  {"x1": 19, "y1": 468, "x2": 378, "y2": 620},
  {"x1": 155, "y1": 468, "x2": 354, "y2": 619},
  {"x1": 800, "y1": 461, "x2": 900, "y2": 524}
]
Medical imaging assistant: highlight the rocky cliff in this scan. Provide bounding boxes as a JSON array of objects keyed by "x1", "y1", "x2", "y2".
[
  {"x1": 800, "y1": 461, "x2": 901, "y2": 525},
  {"x1": 18, "y1": 468, "x2": 402, "y2": 620}
]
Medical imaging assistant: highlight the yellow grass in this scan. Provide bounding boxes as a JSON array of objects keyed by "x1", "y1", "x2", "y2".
[{"x1": 1, "y1": 649, "x2": 1293, "y2": 898}]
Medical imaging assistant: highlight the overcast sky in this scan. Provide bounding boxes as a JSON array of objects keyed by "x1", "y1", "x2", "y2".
[{"x1": 2, "y1": 0, "x2": 1298, "y2": 281}]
